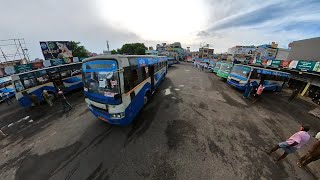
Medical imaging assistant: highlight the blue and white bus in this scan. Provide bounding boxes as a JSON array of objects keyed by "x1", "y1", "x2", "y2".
[
  {"x1": 168, "y1": 57, "x2": 177, "y2": 66},
  {"x1": 227, "y1": 64, "x2": 290, "y2": 91},
  {"x1": 82, "y1": 55, "x2": 168, "y2": 126},
  {"x1": 12, "y1": 62, "x2": 83, "y2": 107}
]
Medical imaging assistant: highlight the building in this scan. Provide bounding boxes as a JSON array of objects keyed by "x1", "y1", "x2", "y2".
[
  {"x1": 199, "y1": 45, "x2": 214, "y2": 59},
  {"x1": 156, "y1": 42, "x2": 185, "y2": 60},
  {"x1": 285, "y1": 37, "x2": 320, "y2": 100},
  {"x1": 288, "y1": 37, "x2": 320, "y2": 61},
  {"x1": 145, "y1": 50, "x2": 158, "y2": 56}
]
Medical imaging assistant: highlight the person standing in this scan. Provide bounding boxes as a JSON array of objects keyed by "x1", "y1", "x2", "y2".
[
  {"x1": 267, "y1": 124, "x2": 311, "y2": 163},
  {"x1": 288, "y1": 88, "x2": 300, "y2": 101},
  {"x1": 58, "y1": 89, "x2": 72, "y2": 112},
  {"x1": 243, "y1": 81, "x2": 254, "y2": 98},
  {"x1": 297, "y1": 132, "x2": 320, "y2": 167}
]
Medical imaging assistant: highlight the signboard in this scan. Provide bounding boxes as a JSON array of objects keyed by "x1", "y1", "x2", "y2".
[
  {"x1": 314, "y1": 62, "x2": 320, "y2": 72},
  {"x1": 296, "y1": 61, "x2": 317, "y2": 71},
  {"x1": 280, "y1": 60, "x2": 292, "y2": 68},
  {"x1": 32, "y1": 62, "x2": 44, "y2": 69},
  {"x1": 0, "y1": 68, "x2": 5, "y2": 77},
  {"x1": 261, "y1": 48, "x2": 278, "y2": 60},
  {"x1": 40, "y1": 41, "x2": 73, "y2": 62},
  {"x1": 50, "y1": 59, "x2": 66, "y2": 66},
  {"x1": 270, "y1": 60, "x2": 281, "y2": 68},
  {"x1": 14, "y1": 64, "x2": 33, "y2": 73},
  {"x1": 288, "y1": 60, "x2": 298, "y2": 69},
  {"x1": 255, "y1": 59, "x2": 262, "y2": 65}
]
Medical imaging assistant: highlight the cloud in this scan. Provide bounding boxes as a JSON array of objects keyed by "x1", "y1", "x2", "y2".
[{"x1": 197, "y1": 31, "x2": 210, "y2": 37}]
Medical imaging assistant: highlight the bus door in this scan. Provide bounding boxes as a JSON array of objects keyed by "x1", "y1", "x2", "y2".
[{"x1": 149, "y1": 65, "x2": 155, "y2": 92}]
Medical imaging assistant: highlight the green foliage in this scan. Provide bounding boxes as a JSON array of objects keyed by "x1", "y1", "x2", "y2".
[
  {"x1": 70, "y1": 41, "x2": 90, "y2": 57},
  {"x1": 111, "y1": 50, "x2": 117, "y2": 54},
  {"x1": 113, "y1": 43, "x2": 147, "y2": 55}
]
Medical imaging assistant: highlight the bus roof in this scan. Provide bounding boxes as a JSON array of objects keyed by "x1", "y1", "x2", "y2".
[
  {"x1": 234, "y1": 64, "x2": 290, "y2": 77},
  {"x1": 82, "y1": 55, "x2": 168, "y2": 63},
  {"x1": 11, "y1": 61, "x2": 82, "y2": 77}
]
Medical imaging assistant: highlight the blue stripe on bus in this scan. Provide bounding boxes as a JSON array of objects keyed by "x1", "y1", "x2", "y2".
[{"x1": 90, "y1": 82, "x2": 152, "y2": 126}]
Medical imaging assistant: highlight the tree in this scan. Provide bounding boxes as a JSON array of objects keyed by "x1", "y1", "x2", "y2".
[
  {"x1": 70, "y1": 41, "x2": 90, "y2": 57},
  {"x1": 111, "y1": 50, "x2": 117, "y2": 54},
  {"x1": 117, "y1": 43, "x2": 147, "y2": 55}
]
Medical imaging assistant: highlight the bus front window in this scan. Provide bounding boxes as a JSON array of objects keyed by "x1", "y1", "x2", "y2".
[
  {"x1": 84, "y1": 71, "x2": 120, "y2": 98},
  {"x1": 231, "y1": 66, "x2": 251, "y2": 78}
]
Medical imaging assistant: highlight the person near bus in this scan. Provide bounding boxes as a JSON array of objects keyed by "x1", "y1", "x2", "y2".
[
  {"x1": 297, "y1": 132, "x2": 320, "y2": 167},
  {"x1": 29, "y1": 93, "x2": 39, "y2": 107},
  {"x1": 58, "y1": 89, "x2": 72, "y2": 112},
  {"x1": 254, "y1": 84, "x2": 265, "y2": 99},
  {"x1": 267, "y1": 124, "x2": 311, "y2": 163},
  {"x1": 43, "y1": 90, "x2": 54, "y2": 107},
  {"x1": 288, "y1": 88, "x2": 300, "y2": 101},
  {"x1": 243, "y1": 81, "x2": 254, "y2": 98}
]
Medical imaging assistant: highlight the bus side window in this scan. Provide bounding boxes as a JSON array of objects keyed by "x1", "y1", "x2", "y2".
[
  {"x1": 60, "y1": 70, "x2": 71, "y2": 79},
  {"x1": 14, "y1": 80, "x2": 25, "y2": 92},
  {"x1": 35, "y1": 70, "x2": 50, "y2": 85},
  {"x1": 123, "y1": 67, "x2": 133, "y2": 93},
  {"x1": 20, "y1": 73, "x2": 38, "y2": 89}
]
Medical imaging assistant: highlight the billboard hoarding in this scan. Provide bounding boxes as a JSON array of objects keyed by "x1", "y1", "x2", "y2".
[{"x1": 40, "y1": 41, "x2": 73, "y2": 61}]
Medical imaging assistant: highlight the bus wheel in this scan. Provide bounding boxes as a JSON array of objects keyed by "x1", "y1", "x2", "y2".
[{"x1": 144, "y1": 92, "x2": 150, "y2": 105}]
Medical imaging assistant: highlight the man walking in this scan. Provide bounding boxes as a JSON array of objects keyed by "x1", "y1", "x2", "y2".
[
  {"x1": 243, "y1": 81, "x2": 254, "y2": 98},
  {"x1": 297, "y1": 132, "x2": 320, "y2": 167},
  {"x1": 58, "y1": 89, "x2": 72, "y2": 112},
  {"x1": 267, "y1": 124, "x2": 311, "y2": 163}
]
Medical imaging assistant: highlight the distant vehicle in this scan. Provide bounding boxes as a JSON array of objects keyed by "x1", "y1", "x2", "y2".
[
  {"x1": 168, "y1": 57, "x2": 177, "y2": 66},
  {"x1": 82, "y1": 55, "x2": 168, "y2": 126},
  {"x1": 227, "y1": 64, "x2": 290, "y2": 91},
  {"x1": 12, "y1": 62, "x2": 83, "y2": 107},
  {"x1": 213, "y1": 61, "x2": 222, "y2": 73},
  {"x1": 0, "y1": 76, "x2": 15, "y2": 102},
  {"x1": 208, "y1": 61, "x2": 215, "y2": 71},
  {"x1": 217, "y1": 62, "x2": 233, "y2": 79}
]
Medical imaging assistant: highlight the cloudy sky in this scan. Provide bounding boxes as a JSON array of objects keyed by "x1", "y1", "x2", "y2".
[{"x1": 1, "y1": 0, "x2": 320, "y2": 60}]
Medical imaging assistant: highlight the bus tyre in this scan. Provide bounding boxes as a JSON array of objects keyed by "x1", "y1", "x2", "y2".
[{"x1": 144, "y1": 92, "x2": 151, "y2": 105}]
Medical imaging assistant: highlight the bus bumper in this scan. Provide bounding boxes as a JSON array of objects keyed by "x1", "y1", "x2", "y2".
[
  {"x1": 226, "y1": 80, "x2": 246, "y2": 91},
  {"x1": 88, "y1": 105, "x2": 132, "y2": 126}
]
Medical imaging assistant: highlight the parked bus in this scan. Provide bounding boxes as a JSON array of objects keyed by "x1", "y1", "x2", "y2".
[
  {"x1": 12, "y1": 62, "x2": 83, "y2": 107},
  {"x1": 168, "y1": 57, "x2": 177, "y2": 66},
  {"x1": 217, "y1": 62, "x2": 233, "y2": 79},
  {"x1": 82, "y1": 55, "x2": 168, "y2": 126},
  {"x1": 213, "y1": 61, "x2": 222, "y2": 73},
  {"x1": 208, "y1": 61, "x2": 215, "y2": 71},
  {"x1": 227, "y1": 64, "x2": 290, "y2": 91},
  {"x1": 0, "y1": 76, "x2": 15, "y2": 102}
]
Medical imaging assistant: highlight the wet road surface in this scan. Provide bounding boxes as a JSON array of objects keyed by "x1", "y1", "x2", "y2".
[{"x1": 0, "y1": 62, "x2": 319, "y2": 180}]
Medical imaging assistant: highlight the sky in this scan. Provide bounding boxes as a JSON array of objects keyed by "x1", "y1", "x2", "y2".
[{"x1": 0, "y1": 0, "x2": 320, "y2": 60}]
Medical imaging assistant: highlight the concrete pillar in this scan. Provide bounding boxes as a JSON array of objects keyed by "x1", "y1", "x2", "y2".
[{"x1": 301, "y1": 82, "x2": 311, "y2": 96}]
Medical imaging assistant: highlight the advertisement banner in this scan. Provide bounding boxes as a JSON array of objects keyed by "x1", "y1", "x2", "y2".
[
  {"x1": 261, "y1": 48, "x2": 278, "y2": 61},
  {"x1": 40, "y1": 41, "x2": 73, "y2": 62},
  {"x1": 14, "y1": 64, "x2": 33, "y2": 73},
  {"x1": 50, "y1": 59, "x2": 66, "y2": 66},
  {"x1": 296, "y1": 61, "x2": 317, "y2": 71},
  {"x1": 32, "y1": 62, "x2": 44, "y2": 69},
  {"x1": 255, "y1": 59, "x2": 262, "y2": 65},
  {"x1": 0, "y1": 68, "x2": 5, "y2": 77},
  {"x1": 289, "y1": 60, "x2": 298, "y2": 69},
  {"x1": 270, "y1": 60, "x2": 281, "y2": 68},
  {"x1": 261, "y1": 60, "x2": 268, "y2": 66},
  {"x1": 314, "y1": 62, "x2": 320, "y2": 72},
  {"x1": 280, "y1": 60, "x2": 292, "y2": 68}
]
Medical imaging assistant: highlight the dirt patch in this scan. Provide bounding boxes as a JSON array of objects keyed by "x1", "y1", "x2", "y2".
[{"x1": 165, "y1": 120, "x2": 197, "y2": 150}]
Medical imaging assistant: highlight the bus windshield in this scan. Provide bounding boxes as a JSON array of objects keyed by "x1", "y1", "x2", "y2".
[
  {"x1": 83, "y1": 62, "x2": 120, "y2": 97},
  {"x1": 220, "y1": 64, "x2": 231, "y2": 72},
  {"x1": 215, "y1": 63, "x2": 221, "y2": 69},
  {"x1": 230, "y1": 66, "x2": 251, "y2": 78}
]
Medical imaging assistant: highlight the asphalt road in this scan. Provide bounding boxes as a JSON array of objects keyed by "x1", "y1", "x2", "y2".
[{"x1": 0, "y1": 62, "x2": 319, "y2": 180}]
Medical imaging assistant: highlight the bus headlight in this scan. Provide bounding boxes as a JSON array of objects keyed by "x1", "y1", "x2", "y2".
[{"x1": 110, "y1": 112, "x2": 125, "y2": 119}]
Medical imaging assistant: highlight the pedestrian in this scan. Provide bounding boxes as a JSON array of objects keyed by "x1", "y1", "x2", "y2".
[
  {"x1": 201, "y1": 64, "x2": 204, "y2": 71},
  {"x1": 43, "y1": 90, "x2": 54, "y2": 106},
  {"x1": 297, "y1": 132, "x2": 320, "y2": 167},
  {"x1": 243, "y1": 81, "x2": 254, "y2": 98},
  {"x1": 58, "y1": 88, "x2": 72, "y2": 112},
  {"x1": 29, "y1": 93, "x2": 39, "y2": 107},
  {"x1": 267, "y1": 124, "x2": 311, "y2": 163},
  {"x1": 253, "y1": 84, "x2": 264, "y2": 99},
  {"x1": 288, "y1": 88, "x2": 300, "y2": 101}
]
